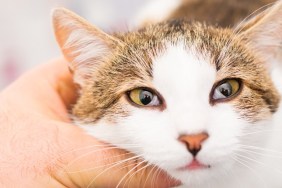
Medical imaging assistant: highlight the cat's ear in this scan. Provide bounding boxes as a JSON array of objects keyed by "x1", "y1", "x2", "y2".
[
  {"x1": 238, "y1": 1, "x2": 282, "y2": 70},
  {"x1": 52, "y1": 8, "x2": 123, "y2": 86}
]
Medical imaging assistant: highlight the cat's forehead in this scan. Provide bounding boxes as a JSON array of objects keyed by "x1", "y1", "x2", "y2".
[
  {"x1": 152, "y1": 43, "x2": 216, "y2": 109},
  {"x1": 120, "y1": 21, "x2": 233, "y2": 55},
  {"x1": 119, "y1": 21, "x2": 248, "y2": 73},
  {"x1": 118, "y1": 21, "x2": 255, "y2": 80}
]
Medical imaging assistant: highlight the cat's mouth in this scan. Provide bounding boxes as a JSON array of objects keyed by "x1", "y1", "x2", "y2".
[{"x1": 178, "y1": 159, "x2": 210, "y2": 171}]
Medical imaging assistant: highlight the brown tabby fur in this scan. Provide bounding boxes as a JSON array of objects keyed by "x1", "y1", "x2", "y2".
[
  {"x1": 53, "y1": 1, "x2": 281, "y2": 124},
  {"x1": 71, "y1": 22, "x2": 279, "y2": 123}
]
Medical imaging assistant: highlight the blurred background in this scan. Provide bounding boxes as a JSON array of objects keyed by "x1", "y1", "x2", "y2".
[{"x1": 0, "y1": 0, "x2": 147, "y2": 89}]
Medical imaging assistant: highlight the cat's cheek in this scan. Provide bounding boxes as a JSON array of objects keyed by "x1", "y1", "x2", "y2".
[
  {"x1": 197, "y1": 105, "x2": 245, "y2": 164},
  {"x1": 76, "y1": 109, "x2": 193, "y2": 171},
  {"x1": 116, "y1": 109, "x2": 193, "y2": 169},
  {"x1": 200, "y1": 104, "x2": 274, "y2": 174}
]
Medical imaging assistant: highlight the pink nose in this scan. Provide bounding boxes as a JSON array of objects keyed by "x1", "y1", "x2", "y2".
[{"x1": 178, "y1": 133, "x2": 209, "y2": 156}]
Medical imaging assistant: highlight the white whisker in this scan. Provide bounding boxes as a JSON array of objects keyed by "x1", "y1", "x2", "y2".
[
  {"x1": 124, "y1": 163, "x2": 151, "y2": 188},
  {"x1": 240, "y1": 128, "x2": 282, "y2": 136},
  {"x1": 67, "y1": 153, "x2": 135, "y2": 174},
  {"x1": 237, "y1": 148, "x2": 282, "y2": 158},
  {"x1": 86, "y1": 155, "x2": 142, "y2": 188},
  {"x1": 65, "y1": 145, "x2": 141, "y2": 170},
  {"x1": 116, "y1": 159, "x2": 147, "y2": 188},
  {"x1": 232, "y1": 156, "x2": 267, "y2": 188},
  {"x1": 235, "y1": 152, "x2": 282, "y2": 176},
  {"x1": 238, "y1": 144, "x2": 282, "y2": 155},
  {"x1": 142, "y1": 164, "x2": 158, "y2": 188}
]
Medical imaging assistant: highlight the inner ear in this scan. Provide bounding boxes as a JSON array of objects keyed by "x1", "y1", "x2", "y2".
[
  {"x1": 237, "y1": 1, "x2": 282, "y2": 70},
  {"x1": 52, "y1": 8, "x2": 123, "y2": 86}
]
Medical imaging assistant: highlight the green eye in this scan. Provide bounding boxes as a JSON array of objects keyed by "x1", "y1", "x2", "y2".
[
  {"x1": 128, "y1": 88, "x2": 160, "y2": 106},
  {"x1": 212, "y1": 79, "x2": 241, "y2": 100}
]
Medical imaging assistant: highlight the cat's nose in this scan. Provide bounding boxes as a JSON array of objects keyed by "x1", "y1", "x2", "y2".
[{"x1": 178, "y1": 133, "x2": 209, "y2": 157}]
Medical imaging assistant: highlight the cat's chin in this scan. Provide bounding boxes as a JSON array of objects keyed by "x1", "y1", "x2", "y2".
[
  {"x1": 164, "y1": 159, "x2": 236, "y2": 187},
  {"x1": 168, "y1": 169, "x2": 211, "y2": 187}
]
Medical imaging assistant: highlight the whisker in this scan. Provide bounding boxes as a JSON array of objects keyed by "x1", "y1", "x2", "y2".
[
  {"x1": 231, "y1": 156, "x2": 267, "y2": 188},
  {"x1": 115, "y1": 162, "x2": 145, "y2": 188},
  {"x1": 116, "y1": 160, "x2": 147, "y2": 188},
  {"x1": 53, "y1": 145, "x2": 140, "y2": 177},
  {"x1": 150, "y1": 163, "x2": 163, "y2": 188},
  {"x1": 235, "y1": 152, "x2": 282, "y2": 175},
  {"x1": 233, "y1": 2, "x2": 274, "y2": 34},
  {"x1": 238, "y1": 144, "x2": 282, "y2": 155},
  {"x1": 56, "y1": 143, "x2": 141, "y2": 158},
  {"x1": 237, "y1": 148, "x2": 282, "y2": 158},
  {"x1": 65, "y1": 145, "x2": 141, "y2": 169},
  {"x1": 86, "y1": 155, "x2": 142, "y2": 188},
  {"x1": 153, "y1": 164, "x2": 163, "y2": 188},
  {"x1": 67, "y1": 152, "x2": 135, "y2": 174},
  {"x1": 235, "y1": 152, "x2": 269, "y2": 167},
  {"x1": 142, "y1": 164, "x2": 158, "y2": 188},
  {"x1": 123, "y1": 163, "x2": 151, "y2": 188},
  {"x1": 240, "y1": 128, "x2": 282, "y2": 136}
]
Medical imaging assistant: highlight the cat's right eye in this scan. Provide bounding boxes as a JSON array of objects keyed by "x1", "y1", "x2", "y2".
[{"x1": 127, "y1": 88, "x2": 161, "y2": 107}]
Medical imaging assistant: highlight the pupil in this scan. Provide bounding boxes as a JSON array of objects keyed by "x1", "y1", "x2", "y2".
[
  {"x1": 220, "y1": 83, "x2": 232, "y2": 97},
  {"x1": 140, "y1": 90, "x2": 153, "y2": 105}
]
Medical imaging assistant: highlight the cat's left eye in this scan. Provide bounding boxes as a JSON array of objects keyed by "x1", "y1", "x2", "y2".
[
  {"x1": 212, "y1": 79, "x2": 241, "y2": 101},
  {"x1": 127, "y1": 88, "x2": 161, "y2": 107}
]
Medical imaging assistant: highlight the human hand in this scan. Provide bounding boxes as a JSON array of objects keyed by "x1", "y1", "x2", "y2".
[{"x1": 0, "y1": 58, "x2": 179, "y2": 188}]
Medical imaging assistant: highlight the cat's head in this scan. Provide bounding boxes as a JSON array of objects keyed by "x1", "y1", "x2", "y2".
[{"x1": 53, "y1": 2, "x2": 282, "y2": 187}]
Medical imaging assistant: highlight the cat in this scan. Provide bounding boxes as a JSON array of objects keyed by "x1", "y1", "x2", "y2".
[{"x1": 52, "y1": 0, "x2": 282, "y2": 187}]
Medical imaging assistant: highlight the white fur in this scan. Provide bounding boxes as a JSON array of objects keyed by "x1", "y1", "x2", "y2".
[
  {"x1": 133, "y1": 0, "x2": 182, "y2": 27},
  {"x1": 78, "y1": 43, "x2": 282, "y2": 187},
  {"x1": 272, "y1": 67, "x2": 282, "y2": 94}
]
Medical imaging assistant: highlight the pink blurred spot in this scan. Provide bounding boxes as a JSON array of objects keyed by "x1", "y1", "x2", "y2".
[{"x1": 2, "y1": 53, "x2": 21, "y2": 85}]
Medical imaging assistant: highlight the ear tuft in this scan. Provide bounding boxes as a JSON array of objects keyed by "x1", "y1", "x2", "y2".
[
  {"x1": 52, "y1": 7, "x2": 69, "y2": 21},
  {"x1": 52, "y1": 8, "x2": 122, "y2": 86}
]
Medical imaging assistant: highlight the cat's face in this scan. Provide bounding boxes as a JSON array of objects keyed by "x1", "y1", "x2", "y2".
[
  {"x1": 71, "y1": 23, "x2": 279, "y2": 186},
  {"x1": 53, "y1": 5, "x2": 282, "y2": 187}
]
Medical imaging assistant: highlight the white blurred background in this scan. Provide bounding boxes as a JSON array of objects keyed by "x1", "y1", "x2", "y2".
[{"x1": 0, "y1": 0, "x2": 147, "y2": 89}]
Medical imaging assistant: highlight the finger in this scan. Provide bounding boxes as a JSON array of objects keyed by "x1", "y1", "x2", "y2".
[
  {"x1": 37, "y1": 57, "x2": 78, "y2": 108},
  {"x1": 1, "y1": 58, "x2": 77, "y2": 121},
  {"x1": 27, "y1": 57, "x2": 78, "y2": 108}
]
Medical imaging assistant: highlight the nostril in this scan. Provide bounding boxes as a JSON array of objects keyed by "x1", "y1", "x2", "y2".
[
  {"x1": 189, "y1": 147, "x2": 201, "y2": 157},
  {"x1": 178, "y1": 132, "x2": 209, "y2": 156}
]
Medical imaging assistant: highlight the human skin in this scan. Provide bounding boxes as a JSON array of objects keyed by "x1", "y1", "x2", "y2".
[{"x1": 0, "y1": 58, "x2": 178, "y2": 188}]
